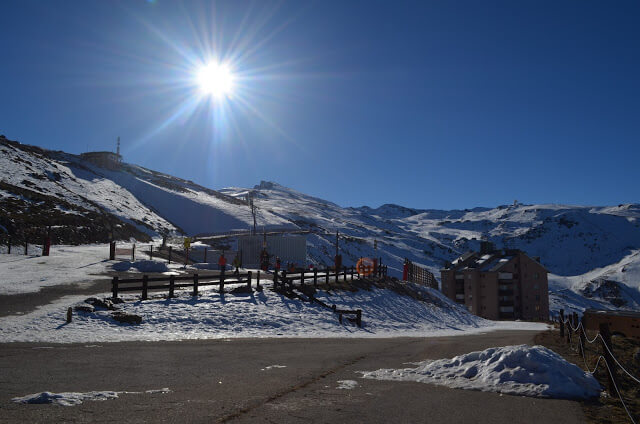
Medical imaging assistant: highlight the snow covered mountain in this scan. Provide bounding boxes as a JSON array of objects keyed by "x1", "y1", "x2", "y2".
[{"x1": 2, "y1": 135, "x2": 640, "y2": 313}]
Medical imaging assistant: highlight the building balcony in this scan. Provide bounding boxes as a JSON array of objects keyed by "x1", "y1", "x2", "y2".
[
  {"x1": 499, "y1": 300, "x2": 514, "y2": 307},
  {"x1": 498, "y1": 289, "x2": 514, "y2": 296}
]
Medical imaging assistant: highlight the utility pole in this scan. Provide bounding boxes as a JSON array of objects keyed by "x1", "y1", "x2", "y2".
[{"x1": 249, "y1": 195, "x2": 257, "y2": 236}]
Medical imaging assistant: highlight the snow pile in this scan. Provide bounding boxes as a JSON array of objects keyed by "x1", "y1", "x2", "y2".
[
  {"x1": 111, "y1": 260, "x2": 170, "y2": 273},
  {"x1": 0, "y1": 283, "x2": 546, "y2": 343},
  {"x1": 337, "y1": 380, "x2": 358, "y2": 390},
  {"x1": 12, "y1": 391, "x2": 119, "y2": 406},
  {"x1": 360, "y1": 345, "x2": 601, "y2": 400},
  {"x1": 12, "y1": 388, "x2": 171, "y2": 406}
]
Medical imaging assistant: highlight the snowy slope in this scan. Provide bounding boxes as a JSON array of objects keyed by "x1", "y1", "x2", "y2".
[
  {"x1": 0, "y1": 136, "x2": 291, "y2": 241},
  {"x1": 0, "y1": 280, "x2": 546, "y2": 343},
  {"x1": 2, "y1": 135, "x2": 640, "y2": 313}
]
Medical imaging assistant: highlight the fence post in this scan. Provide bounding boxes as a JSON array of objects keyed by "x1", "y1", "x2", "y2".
[
  {"x1": 142, "y1": 275, "x2": 148, "y2": 300},
  {"x1": 343, "y1": 266, "x2": 347, "y2": 283},
  {"x1": 193, "y1": 273, "x2": 199, "y2": 297},
  {"x1": 24, "y1": 241, "x2": 28, "y2": 255},
  {"x1": 579, "y1": 315, "x2": 586, "y2": 358},
  {"x1": 325, "y1": 268, "x2": 330, "y2": 287},
  {"x1": 350, "y1": 266, "x2": 354, "y2": 281},
  {"x1": 219, "y1": 270, "x2": 225, "y2": 293},
  {"x1": 169, "y1": 275, "x2": 175, "y2": 298},
  {"x1": 109, "y1": 241, "x2": 115, "y2": 260},
  {"x1": 281, "y1": 271, "x2": 287, "y2": 292},
  {"x1": 168, "y1": 246, "x2": 172, "y2": 264},
  {"x1": 314, "y1": 268, "x2": 318, "y2": 288},
  {"x1": 301, "y1": 271, "x2": 305, "y2": 288},
  {"x1": 66, "y1": 307, "x2": 72, "y2": 323},
  {"x1": 273, "y1": 270, "x2": 278, "y2": 289},
  {"x1": 248, "y1": 271, "x2": 253, "y2": 290},
  {"x1": 132, "y1": 244, "x2": 136, "y2": 262},
  {"x1": 149, "y1": 245, "x2": 153, "y2": 260},
  {"x1": 599, "y1": 323, "x2": 618, "y2": 395},
  {"x1": 559, "y1": 309, "x2": 565, "y2": 338},
  {"x1": 356, "y1": 309, "x2": 362, "y2": 328},
  {"x1": 7, "y1": 237, "x2": 11, "y2": 254},
  {"x1": 112, "y1": 276, "x2": 119, "y2": 298}
]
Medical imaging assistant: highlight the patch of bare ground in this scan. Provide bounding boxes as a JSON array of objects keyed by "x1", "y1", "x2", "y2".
[{"x1": 535, "y1": 327, "x2": 640, "y2": 424}]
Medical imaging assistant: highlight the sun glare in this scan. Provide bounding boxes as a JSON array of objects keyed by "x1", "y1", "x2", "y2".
[{"x1": 196, "y1": 62, "x2": 235, "y2": 98}]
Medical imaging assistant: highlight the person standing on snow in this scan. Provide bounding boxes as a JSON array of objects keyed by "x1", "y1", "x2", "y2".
[
  {"x1": 232, "y1": 255, "x2": 240, "y2": 275},
  {"x1": 218, "y1": 253, "x2": 227, "y2": 272}
]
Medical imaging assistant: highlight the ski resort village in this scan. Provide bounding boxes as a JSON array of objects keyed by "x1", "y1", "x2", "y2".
[
  {"x1": 1, "y1": 134, "x2": 639, "y2": 423},
  {"x1": 2, "y1": 1, "x2": 640, "y2": 423}
]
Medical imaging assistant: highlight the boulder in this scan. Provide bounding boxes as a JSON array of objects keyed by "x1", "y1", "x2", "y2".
[
  {"x1": 111, "y1": 311, "x2": 142, "y2": 325},
  {"x1": 73, "y1": 304, "x2": 95, "y2": 313}
]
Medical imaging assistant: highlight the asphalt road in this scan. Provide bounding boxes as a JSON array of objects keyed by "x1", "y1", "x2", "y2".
[{"x1": 0, "y1": 331, "x2": 585, "y2": 424}]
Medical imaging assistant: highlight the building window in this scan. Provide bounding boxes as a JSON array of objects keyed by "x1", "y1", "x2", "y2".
[
  {"x1": 535, "y1": 295, "x2": 540, "y2": 301},
  {"x1": 534, "y1": 273, "x2": 539, "y2": 280}
]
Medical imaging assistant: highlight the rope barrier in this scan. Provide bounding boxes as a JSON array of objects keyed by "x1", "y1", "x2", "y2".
[
  {"x1": 562, "y1": 318, "x2": 640, "y2": 385},
  {"x1": 603, "y1": 358, "x2": 638, "y2": 424},
  {"x1": 558, "y1": 316, "x2": 639, "y2": 423},
  {"x1": 597, "y1": 332, "x2": 640, "y2": 385}
]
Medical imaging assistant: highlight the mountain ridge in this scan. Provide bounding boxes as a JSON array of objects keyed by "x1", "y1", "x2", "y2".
[{"x1": 2, "y1": 135, "x2": 640, "y2": 314}]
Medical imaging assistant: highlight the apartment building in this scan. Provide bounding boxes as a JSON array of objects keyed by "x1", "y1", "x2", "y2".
[{"x1": 440, "y1": 246, "x2": 549, "y2": 321}]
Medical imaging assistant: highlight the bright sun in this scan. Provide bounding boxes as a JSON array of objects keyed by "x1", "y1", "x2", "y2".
[{"x1": 196, "y1": 62, "x2": 235, "y2": 98}]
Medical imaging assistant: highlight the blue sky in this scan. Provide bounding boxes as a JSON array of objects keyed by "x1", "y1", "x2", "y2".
[{"x1": 1, "y1": 1, "x2": 639, "y2": 209}]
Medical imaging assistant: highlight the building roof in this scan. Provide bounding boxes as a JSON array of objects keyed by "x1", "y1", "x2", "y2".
[
  {"x1": 584, "y1": 309, "x2": 640, "y2": 319},
  {"x1": 442, "y1": 249, "x2": 548, "y2": 273}
]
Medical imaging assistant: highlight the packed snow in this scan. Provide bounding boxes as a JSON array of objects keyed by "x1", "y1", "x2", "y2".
[
  {"x1": 360, "y1": 345, "x2": 601, "y2": 400},
  {"x1": 337, "y1": 380, "x2": 359, "y2": 390},
  {"x1": 12, "y1": 390, "x2": 118, "y2": 406},
  {"x1": 0, "y1": 244, "x2": 111, "y2": 295},
  {"x1": 12, "y1": 388, "x2": 171, "y2": 406},
  {"x1": 0, "y1": 281, "x2": 547, "y2": 343}
]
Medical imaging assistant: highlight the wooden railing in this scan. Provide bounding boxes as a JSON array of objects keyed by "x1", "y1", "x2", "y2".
[
  {"x1": 273, "y1": 265, "x2": 388, "y2": 291},
  {"x1": 111, "y1": 271, "x2": 262, "y2": 299}
]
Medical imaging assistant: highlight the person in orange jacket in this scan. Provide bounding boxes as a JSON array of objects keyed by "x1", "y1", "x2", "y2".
[{"x1": 218, "y1": 253, "x2": 227, "y2": 272}]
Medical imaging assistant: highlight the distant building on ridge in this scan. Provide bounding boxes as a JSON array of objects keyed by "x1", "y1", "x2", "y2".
[{"x1": 80, "y1": 137, "x2": 122, "y2": 169}]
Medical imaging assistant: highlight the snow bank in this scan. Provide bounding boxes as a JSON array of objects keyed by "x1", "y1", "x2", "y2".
[
  {"x1": 360, "y1": 345, "x2": 601, "y2": 400},
  {"x1": 12, "y1": 391, "x2": 119, "y2": 406}
]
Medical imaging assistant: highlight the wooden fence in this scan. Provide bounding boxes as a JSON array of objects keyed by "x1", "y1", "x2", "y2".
[
  {"x1": 111, "y1": 271, "x2": 262, "y2": 299},
  {"x1": 273, "y1": 265, "x2": 388, "y2": 291},
  {"x1": 405, "y1": 259, "x2": 438, "y2": 289}
]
